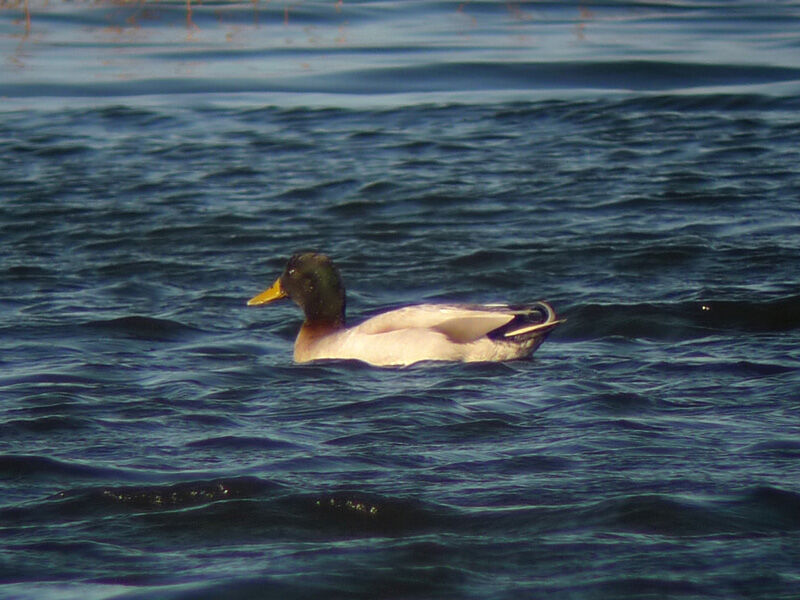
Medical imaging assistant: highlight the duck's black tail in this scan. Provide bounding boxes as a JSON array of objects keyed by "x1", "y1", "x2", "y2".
[{"x1": 490, "y1": 302, "x2": 564, "y2": 341}]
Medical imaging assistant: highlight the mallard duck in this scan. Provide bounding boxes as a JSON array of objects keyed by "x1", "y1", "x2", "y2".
[{"x1": 247, "y1": 252, "x2": 562, "y2": 367}]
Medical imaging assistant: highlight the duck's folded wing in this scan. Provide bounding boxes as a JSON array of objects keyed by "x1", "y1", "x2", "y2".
[
  {"x1": 356, "y1": 304, "x2": 516, "y2": 343},
  {"x1": 431, "y1": 315, "x2": 515, "y2": 343},
  {"x1": 436, "y1": 302, "x2": 561, "y2": 342}
]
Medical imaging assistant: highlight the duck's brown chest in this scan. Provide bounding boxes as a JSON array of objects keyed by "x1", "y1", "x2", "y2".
[{"x1": 294, "y1": 321, "x2": 342, "y2": 362}]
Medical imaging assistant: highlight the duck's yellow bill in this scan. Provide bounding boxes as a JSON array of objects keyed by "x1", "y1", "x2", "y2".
[{"x1": 247, "y1": 278, "x2": 287, "y2": 306}]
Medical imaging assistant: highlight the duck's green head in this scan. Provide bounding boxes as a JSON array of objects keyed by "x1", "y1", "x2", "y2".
[{"x1": 247, "y1": 252, "x2": 346, "y2": 325}]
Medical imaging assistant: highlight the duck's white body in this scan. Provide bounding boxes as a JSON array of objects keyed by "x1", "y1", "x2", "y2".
[{"x1": 294, "y1": 302, "x2": 561, "y2": 367}]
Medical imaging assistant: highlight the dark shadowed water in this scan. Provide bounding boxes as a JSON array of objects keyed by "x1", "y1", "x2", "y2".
[{"x1": 1, "y1": 1, "x2": 800, "y2": 598}]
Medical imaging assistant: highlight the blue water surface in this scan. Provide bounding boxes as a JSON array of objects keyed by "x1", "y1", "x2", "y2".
[{"x1": 1, "y1": 1, "x2": 800, "y2": 599}]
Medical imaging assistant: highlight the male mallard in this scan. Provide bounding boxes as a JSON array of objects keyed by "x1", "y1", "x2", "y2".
[{"x1": 247, "y1": 252, "x2": 562, "y2": 367}]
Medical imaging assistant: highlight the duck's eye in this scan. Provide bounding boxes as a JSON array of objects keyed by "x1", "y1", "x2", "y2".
[{"x1": 288, "y1": 268, "x2": 296, "y2": 277}]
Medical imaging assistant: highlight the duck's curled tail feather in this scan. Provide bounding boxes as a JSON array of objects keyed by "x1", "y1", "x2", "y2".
[{"x1": 491, "y1": 301, "x2": 564, "y2": 340}]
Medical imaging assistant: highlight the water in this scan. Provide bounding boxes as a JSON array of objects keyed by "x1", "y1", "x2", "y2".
[{"x1": 2, "y1": 1, "x2": 800, "y2": 598}]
